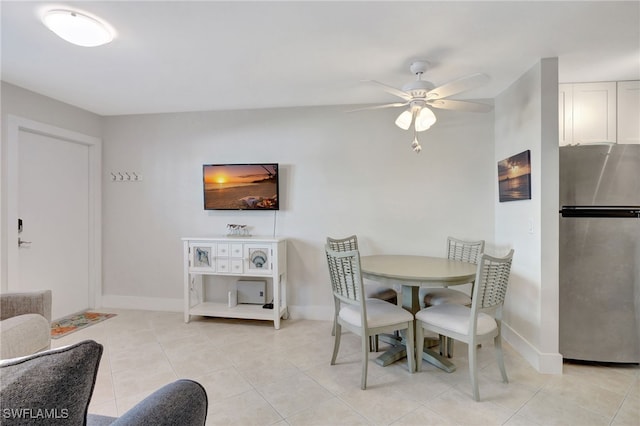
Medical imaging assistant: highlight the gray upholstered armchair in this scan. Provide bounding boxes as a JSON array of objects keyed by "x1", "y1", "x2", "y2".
[
  {"x1": 0, "y1": 340, "x2": 208, "y2": 425},
  {"x1": 0, "y1": 290, "x2": 52, "y2": 359}
]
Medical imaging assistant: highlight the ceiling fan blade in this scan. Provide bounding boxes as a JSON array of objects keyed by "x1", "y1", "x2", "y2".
[
  {"x1": 426, "y1": 73, "x2": 490, "y2": 100},
  {"x1": 362, "y1": 80, "x2": 412, "y2": 101},
  {"x1": 427, "y1": 99, "x2": 493, "y2": 113},
  {"x1": 346, "y1": 102, "x2": 409, "y2": 112}
]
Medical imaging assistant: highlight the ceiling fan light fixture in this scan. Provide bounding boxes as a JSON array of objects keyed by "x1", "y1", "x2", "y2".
[
  {"x1": 414, "y1": 107, "x2": 437, "y2": 132},
  {"x1": 42, "y1": 9, "x2": 114, "y2": 47},
  {"x1": 395, "y1": 109, "x2": 413, "y2": 130}
]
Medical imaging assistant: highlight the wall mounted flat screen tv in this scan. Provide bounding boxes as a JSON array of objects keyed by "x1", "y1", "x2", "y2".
[{"x1": 203, "y1": 163, "x2": 279, "y2": 210}]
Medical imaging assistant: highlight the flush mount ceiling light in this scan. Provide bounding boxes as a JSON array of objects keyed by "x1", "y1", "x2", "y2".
[{"x1": 42, "y1": 9, "x2": 114, "y2": 47}]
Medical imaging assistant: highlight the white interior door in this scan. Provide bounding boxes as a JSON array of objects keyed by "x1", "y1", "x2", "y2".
[{"x1": 6, "y1": 116, "x2": 101, "y2": 320}]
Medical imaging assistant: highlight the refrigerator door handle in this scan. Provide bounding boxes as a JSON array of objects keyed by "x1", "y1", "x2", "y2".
[{"x1": 560, "y1": 206, "x2": 640, "y2": 218}]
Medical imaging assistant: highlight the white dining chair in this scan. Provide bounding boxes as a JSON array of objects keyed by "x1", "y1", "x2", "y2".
[
  {"x1": 415, "y1": 249, "x2": 514, "y2": 401},
  {"x1": 325, "y1": 245, "x2": 415, "y2": 389},
  {"x1": 419, "y1": 237, "x2": 485, "y2": 357},
  {"x1": 326, "y1": 235, "x2": 398, "y2": 351}
]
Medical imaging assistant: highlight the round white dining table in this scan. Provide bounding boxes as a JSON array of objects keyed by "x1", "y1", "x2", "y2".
[{"x1": 360, "y1": 254, "x2": 477, "y2": 372}]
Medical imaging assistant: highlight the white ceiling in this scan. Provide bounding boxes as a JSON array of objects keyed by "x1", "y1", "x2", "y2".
[{"x1": 2, "y1": 1, "x2": 639, "y2": 116}]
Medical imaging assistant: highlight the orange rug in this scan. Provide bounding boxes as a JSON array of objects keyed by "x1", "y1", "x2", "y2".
[{"x1": 51, "y1": 311, "x2": 116, "y2": 339}]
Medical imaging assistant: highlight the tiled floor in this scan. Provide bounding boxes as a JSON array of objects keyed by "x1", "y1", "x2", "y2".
[{"x1": 52, "y1": 309, "x2": 639, "y2": 425}]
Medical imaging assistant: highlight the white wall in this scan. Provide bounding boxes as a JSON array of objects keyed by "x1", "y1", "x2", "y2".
[
  {"x1": 101, "y1": 104, "x2": 496, "y2": 316},
  {"x1": 494, "y1": 59, "x2": 562, "y2": 373}
]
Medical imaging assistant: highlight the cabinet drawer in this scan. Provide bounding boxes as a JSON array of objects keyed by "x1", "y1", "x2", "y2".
[
  {"x1": 231, "y1": 259, "x2": 244, "y2": 274},
  {"x1": 231, "y1": 244, "x2": 244, "y2": 257},
  {"x1": 217, "y1": 244, "x2": 230, "y2": 257},
  {"x1": 216, "y1": 258, "x2": 230, "y2": 272}
]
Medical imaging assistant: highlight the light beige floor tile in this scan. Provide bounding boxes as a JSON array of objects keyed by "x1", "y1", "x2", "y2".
[
  {"x1": 286, "y1": 397, "x2": 370, "y2": 426},
  {"x1": 107, "y1": 328, "x2": 159, "y2": 353},
  {"x1": 304, "y1": 351, "x2": 390, "y2": 395},
  {"x1": 88, "y1": 399, "x2": 118, "y2": 418},
  {"x1": 339, "y1": 383, "x2": 423, "y2": 425},
  {"x1": 502, "y1": 412, "x2": 545, "y2": 426},
  {"x1": 111, "y1": 361, "x2": 177, "y2": 400},
  {"x1": 192, "y1": 367, "x2": 253, "y2": 401},
  {"x1": 255, "y1": 371, "x2": 333, "y2": 418},
  {"x1": 206, "y1": 389, "x2": 283, "y2": 426},
  {"x1": 517, "y1": 390, "x2": 611, "y2": 426},
  {"x1": 392, "y1": 406, "x2": 459, "y2": 426},
  {"x1": 542, "y1": 371, "x2": 628, "y2": 418},
  {"x1": 166, "y1": 344, "x2": 235, "y2": 377},
  {"x1": 561, "y1": 361, "x2": 637, "y2": 395},
  {"x1": 108, "y1": 341, "x2": 167, "y2": 373},
  {"x1": 424, "y1": 387, "x2": 515, "y2": 425},
  {"x1": 611, "y1": 377, "x2": 639, "y2": 426},
  {"x1": 91, "y1": 364, "x2": 116, "y2": 407},
  {"x1": 276, "y1": 338, "x2": 341, "y2": 371}
]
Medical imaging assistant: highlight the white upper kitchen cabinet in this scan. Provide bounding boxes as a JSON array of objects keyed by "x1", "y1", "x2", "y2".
[
  {"x1": 617, "y1": 81, "x2": 640, "y2": 144},
  {"x1": 559, "y1": 82, "x2": 617, "y2": 145}
]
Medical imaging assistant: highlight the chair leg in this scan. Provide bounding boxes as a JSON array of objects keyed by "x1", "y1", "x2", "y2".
[
  {"x1": 405, "y1": 323, "x2": 415, "y2": 373},
  {"x1": 438, "y1": 335, "x2": 448, "y2": 356},
  {"x1": 494, "y1": 334, "x2": 509, "y2": 383},
  {"x1": 361, "y1": 333, "x2": 369, "y2": 390},
  {"x1": 415, "y1": 322, "x2": 424, "y2": 372},
  {"x1": 369, "y1": 335, "x2": 379, "y2": 352},
  {"x1": 446, "y1": 337, "x2": 454, "y2": 358},
  {"x1": 468, "y1": 339, "x2": 480, "y2": 401},
  {"x1": 331, "y1": 323, "x2": 341, "y2": 365}
]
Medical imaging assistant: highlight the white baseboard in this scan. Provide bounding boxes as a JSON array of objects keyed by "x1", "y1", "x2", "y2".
[
  {"x1": 100, "y1": 295, "x2": 182, "y2": 312},
  {"x1": 502, "y1": 322, "x2": 563, "y2": 374},
  {"x1": 287, "y1": 304, "x2": 333, "y2": 321}
]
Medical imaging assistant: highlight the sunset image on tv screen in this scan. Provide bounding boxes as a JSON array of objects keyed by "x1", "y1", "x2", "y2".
[{"x1": 203, "y1": 164, "x2": 279, "y2": 210}]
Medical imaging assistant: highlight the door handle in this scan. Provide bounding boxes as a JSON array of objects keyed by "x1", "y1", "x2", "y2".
[{"x1": 18, "y1": 238, "x2": 32, "y2": 247}]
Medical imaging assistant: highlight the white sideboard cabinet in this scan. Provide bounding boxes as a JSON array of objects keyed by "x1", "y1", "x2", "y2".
[{"x1": 183, "y1": 236, "x2": 288, "y2": 329}]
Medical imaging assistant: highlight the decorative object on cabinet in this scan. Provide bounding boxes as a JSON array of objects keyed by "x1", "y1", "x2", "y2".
[
  {"x1": 183, "y1": 237, "x2": 287, "y2": 329},
  {"x1": 227, "y1": 223, "x2": 250, "y2": 236},
  {"x1": 498, "y1": 150, "x2": 531, "y2": 202}
]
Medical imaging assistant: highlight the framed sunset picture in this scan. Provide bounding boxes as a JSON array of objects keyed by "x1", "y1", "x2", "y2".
[{"x1": 498, "y1": 150, "x2": 531, "y2": 202}]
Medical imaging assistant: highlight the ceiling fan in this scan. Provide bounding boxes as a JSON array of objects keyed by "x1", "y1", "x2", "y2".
[{"x1": 355, "y1": 61, "x2": 492, "y2": 152}]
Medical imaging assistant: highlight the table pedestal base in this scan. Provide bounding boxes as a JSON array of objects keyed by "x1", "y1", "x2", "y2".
[{"x1": 374, "y1": 338, "x2": 457, "y2": 373}]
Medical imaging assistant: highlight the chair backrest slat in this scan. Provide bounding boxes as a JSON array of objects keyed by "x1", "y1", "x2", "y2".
[
  {"x1": 472, "y1": 250, "x2": 514, "y2": 311},
  {"x1": 327, "y1": 235, "x2": 359, "y2": 252},
  {"x1": 325, "y1": 246, "x2": 363, "y2": 305},
  {"x1": 447, "y1": 237, "x2": 485, "y2": 264}
]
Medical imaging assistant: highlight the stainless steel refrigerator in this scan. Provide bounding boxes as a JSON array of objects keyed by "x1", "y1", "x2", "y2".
[{"x1": 559, "y1": 144, "x2": 640, "y2": 363}]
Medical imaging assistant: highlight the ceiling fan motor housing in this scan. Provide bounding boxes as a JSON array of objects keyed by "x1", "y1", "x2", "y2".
[{"x1": 402, "y1": 80, "x2": 435, "y2": 98}]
